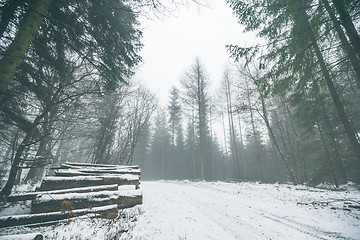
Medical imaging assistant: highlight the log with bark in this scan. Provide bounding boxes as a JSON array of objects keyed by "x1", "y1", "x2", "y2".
[
  {"x1": 0, "y1": 233, "x2": 43, "y2": 240},
  {"x1": 37, "y1": 175, "x2": 140, "y2": 191},
  {"x1": 0, "y1": 204, "x2": 119, "y2": 228},
  {"x1": 54, "y1": 168, "x2": 141, "y2": 177},
  {"x1": 61, "y1": 162, "x2": 139, "y2": 169},
  {"x1": 7, "y1": 184, "x2": 119, "y2": 202},
  {"x1": 31, "y1": 190, "x2": 142, "y2": 214}
]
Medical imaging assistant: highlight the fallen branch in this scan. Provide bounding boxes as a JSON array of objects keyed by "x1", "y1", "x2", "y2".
[{"x1": 297, "y1": 198, "x2": 360, "y2": 207}]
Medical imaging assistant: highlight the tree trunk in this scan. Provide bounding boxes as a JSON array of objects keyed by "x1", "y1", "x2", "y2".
[
  {"x1": 285, "y1": 106, "x2": 308, "y2": 183},
  {"x1": 331, "y1": 0, "x2": 360, "y2": 59},
  {"x1": 31, "y1": 191, "x2": 142, "y2": 214},
  {"x1": 259, "y1": 97, "x2": 298, "y2": 185},
  {"x1": 0, "y1": 0, "x2": 20, "y2": 38},
  {"x1": 298, "y1": 2, "x2": 360, "y2": 162},
  {"x1": 273, "y1": 108, "x2": 297, "y2": 179},
  {"x1": 221, "y1": 112, "x2": 229, "y2": 179},
  {"x1": 322, "y1": 0, "x2": 360, "y2": 87},
  {"x1": 224, "y1": 73, "x2": 240, "y2": 179},
  {"x1": 6, "y1": 184, "x2": 119, "y2": 202},
  {"x1": 37, "y1": 175, "x2": 140, "y2": 191},
  {"x1": 237, "y1": 112, "x2": 247, "y2": 179},
  {"x1": 0, "y1": 0, "x2": 53, "y2": 102},
  {"x1": 245, "y1": 78, "x2": 263, "y2": 180},
  {"x1": 0, "y1": 111, "x2": 48, "y2": 196},
  {"x1": 0, "y1": 205, "x2": 119, "y2": 228},
  {"x1": 316, "y1": 121, "x2": 339, "y2": 187}
]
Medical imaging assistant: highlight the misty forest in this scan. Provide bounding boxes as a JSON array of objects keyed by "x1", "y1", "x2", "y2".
[{"x1": 0, "y1": 0, "x2": 360, "y2": 239}]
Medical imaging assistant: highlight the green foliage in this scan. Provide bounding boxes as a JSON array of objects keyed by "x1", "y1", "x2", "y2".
[{"x1": 227, "y1": 0, "x2": 360, "y2": 184}]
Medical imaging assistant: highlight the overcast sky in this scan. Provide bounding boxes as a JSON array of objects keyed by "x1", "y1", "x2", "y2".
[{"x1": 134, "y1": 0, "x2": 256, "y2": 106}]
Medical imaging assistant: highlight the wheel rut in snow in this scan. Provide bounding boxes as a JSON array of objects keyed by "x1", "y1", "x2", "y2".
[{"x1": 129, "y1": 181, "x2": 360, "y2": 240}]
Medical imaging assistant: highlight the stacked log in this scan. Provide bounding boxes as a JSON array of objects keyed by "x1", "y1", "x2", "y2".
[
  {"x1": 37, "y1": 175, "x2": 140, "y2": 191},
  {"x1": 1, "y1": 163, "x2": 142, "y2": 231},
  {"x1": 0, "y1": 204, "x2": 119, "y2": 228},
  {"x1": 0, "y1": 233, "x2": 43, "y2": 240},
  {"x1": 7, "y1": 184, "x2": 119, "y2": 202},
  {"x1": 31, "y1": 190, "x2": 142, "y2": 214}
]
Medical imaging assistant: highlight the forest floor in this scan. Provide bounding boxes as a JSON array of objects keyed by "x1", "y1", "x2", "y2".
[{"x1": 1, "y1": 181, "x2": 360, "y2": 239}]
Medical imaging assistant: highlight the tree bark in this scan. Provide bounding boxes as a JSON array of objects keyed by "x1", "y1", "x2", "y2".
[
  {"x1": 331, "y1": 0, "x2": 360, "y2": 59},
  {"x1": 0, "y1": 111, "x2": 49, "y2": 196},
  {"x1": 37, "y1": 175, "x2": 140, "y2": 191},
  {"x1": 31, "y1": 191, "x2": 142, "y2": 214},
  {"x1": 245, "y1": 77, "x2": 263, "y2": 180},
  {"x1": 224, "y1": 72, "x2": 240, "y2": 179},
  {"x1": 297, "y1": 1, "x2": 360, "y2": 162},
  {"x1": 0, "y1": 0, "x2": 52, "y2": 102},
  {"x1": 0, "y1": 0, "x2": 20, "y2": 38},
  {"x1": 6, "y1": 184, "x2": 119, "y2": 202},
  {"x1": 322, "y1": 0, "x2": 360, "y2": 86},
  {"x1": 0, "y1": 205, "x2": 119, "y2": 228},
  {"x1": 259, "y1": 97, "x2": 298, "y2": 185}
]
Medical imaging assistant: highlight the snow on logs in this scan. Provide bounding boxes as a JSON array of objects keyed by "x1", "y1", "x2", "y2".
[
  {"x1": 37, "y1": 175, "x2": 140, "y2": 191},
  {"x1": 0, "y1": 233, "x2": 43, "y2": 240},
  {"x1": 31, "y1": 190, "x2": 142, "y2": 214},
  {"x1": 1, "y1": 163, "x2": 142, "y2": 229},
  {"x1": 54, "y1": 168, "x2": 141, "y2": 177},
  {"x1": 7, "y1": 184, "x2": 119, "y2": 202},
  {"x1": 53, "y1": 164, "x2": 141, "y2": 177},
  {"x1": 0, "y1": 205, "x2": 119, "y2": 228}
]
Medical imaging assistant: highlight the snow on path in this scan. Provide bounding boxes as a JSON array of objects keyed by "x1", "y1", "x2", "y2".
[{"x1": 123, "y1": 181, "x2": 360, "y2": 240}]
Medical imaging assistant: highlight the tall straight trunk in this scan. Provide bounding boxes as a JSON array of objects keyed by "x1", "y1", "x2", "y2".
[
  {"x1": 191, "y1": 113, "x2": 196, "y2": 179},
  {"x1": 221, "y1": 112, "x2": 229, "y2": 179},
  {"x1": 322, "y1": 0, "x2": 360, "y2": 86},
  {"x1": 0, "y1": 0, "x2": 52, "y2": 102},
  {"x1": 161, "y1": 140, "x2": 164, "y2": 179},
  {"x1": 296, "y1": 1, "x2": 360, "y2": 162},
  {"x1": 245, "y1": 78, "x2": 263, "y2": 180},
  {"x1": 331, "y1": 0, "x2": 360, "y2": 58},
  {"x1": 197, "y1": 73, "x2": 206, "y2": 180},
  {"x1": 224, "y1": 74, "x2": 240, "y2": 179},
  {"x1": 237, "y1": 113, "x2": 247, "y2": 179}
]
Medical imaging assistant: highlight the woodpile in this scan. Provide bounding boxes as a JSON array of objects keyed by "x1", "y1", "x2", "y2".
[{"x1": 1, "y1": 162, "x2": 142, "y2": 231}]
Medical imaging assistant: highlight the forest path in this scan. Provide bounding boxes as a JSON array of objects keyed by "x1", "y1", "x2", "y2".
[{"x1": 125, "y1": 181, "x2": 359, "y2": 240}]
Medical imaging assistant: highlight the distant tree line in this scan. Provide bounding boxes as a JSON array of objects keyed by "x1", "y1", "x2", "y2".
[{"x1": 137, "y1": 0, "x2": 360, "y2": 186}]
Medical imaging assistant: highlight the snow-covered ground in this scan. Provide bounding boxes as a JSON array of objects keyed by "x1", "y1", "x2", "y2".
[
  {"x1": 123, "y1": 181, "x2": 360, "y2": 240},
  {"x1": 1, "y1": 181, "x2": 359, "y2": 239}
]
